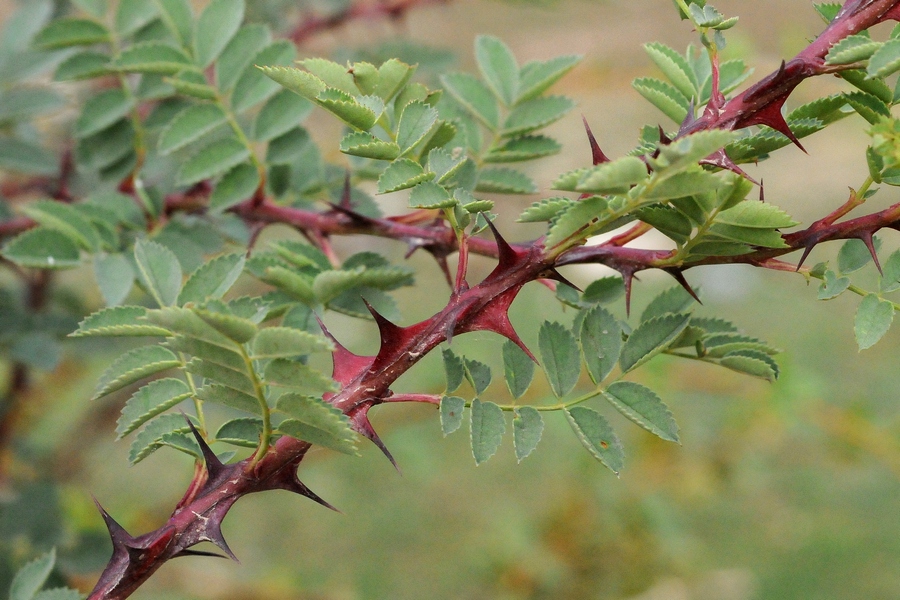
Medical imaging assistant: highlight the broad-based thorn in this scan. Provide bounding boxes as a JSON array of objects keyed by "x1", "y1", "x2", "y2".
[
  {"x1": 859, "y1": 232, "x2": 883, "y2": 275},
  {"x1": 201, "y1": 517, "x2": 238, "y2": 562},
  {"x1": 678, "y1": 98, "x2": 696, "y2": 134},
  {"x1": 268, "y1": 463, "x2": 341, "y2": 512},
  {"x1": 363, "y1": 300, "x2": 431, "y2": 372},
  {"x1": 620, "y1": 268, "x2": 638, "y2": 316},
  {"x1": 460, "y1": 285, "x2": 537, "y2": 362},
  {"x1": 317, "y1": 316, "x2": 374, "y2": 389},
  {"x1": 541, "y1": 267, "x2": 581, "y2": 293},
  {"x1": 582, "y1": 116, "x2": 610, "y2": 165},
  {"x1": 484, "y1": 217, "x2": 525, "y2": 273},
  {"x1": 663, "y1": 268, "x2": 702, "y2": 304},
  {"x1": 93, "y1": 497, "x2": 136, "y2": 548},
  {"x1": 657, "y1": 125, "x2": 672, "y2": 145},
  {"x1": 759, "y1": 178, "x2": 765, "y2": 202},
  {"x1": 736, "y1": 92, "x2": 806, "y2": 153},
  {"x1": 701, "y1": 149, "x2": 759, "y2": 185},
  {"x1": 183, "y1": 415, "x2": 226, "y2": 484},
  {"x1": 348, "y1": 403, "x2": 399, "y2": 472}
]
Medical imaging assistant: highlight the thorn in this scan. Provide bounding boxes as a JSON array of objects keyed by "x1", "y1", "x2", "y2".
[
  {"x1": 93, "y1": 497, "x2": 135, "y2": 547},
  {"x1": 664, "y1": 268, "x2": 702, "y2": 304},
  {"x1": 267, "y1": 463, "x2": 341, "y2": 512},
  {"x1": 795, "y1": 242, "x2": 816, "y2": 271},
  {"x1": 622, "y1": 269, "x2": 637, "y2": 317},
  {"x1": 657, "y1": 125, "x2": 672, "y2": 145},
  {"x1": 735, "y1": 91, "x2": 806, "y2": 153},
  {"x1": 582, "y1": 116, "x2": 610, "y2": 165},
  {"x1": 484, "y1": 217, "x2": 522, "y2": 273},
  {"x1": 350, "y1": 407, "x2": 400, "y2": 473},
  {"x1": 183, "y1": 415, "x2": 226, "y2": 483},
  {"x1": 678, "y1": 98, "x2": 696, "y2": 133},
  {"x1": 859, "y1": 232, "x2": 883, "y2": 275},
  {"x1": 542, "y1": 267, "x2": 581, "y2": 293},
  {"x1": 339, "y1": 171, "x2": 353, "y2": 210},
  {"x1": 203, "y1": 520, "x2": 238, "y2": 562},
  {"x1": 701, "y1": 149, "x2": 759, "y2": 185},
  {"x1": 316, "y1": 316, "x2": 374, "y2": 389},
  {"x1": 460, "y1": 285, "x2": 537, "y2": 362},
  {"x1": 759, "y1": 178, "x2": 765, "y2": 202},
  {"x1": 173, "y1": 549, "x2": 229, "y2": 559},
  {"x1": 363, "y1": 300, "x2": 431, "y2": 373}
]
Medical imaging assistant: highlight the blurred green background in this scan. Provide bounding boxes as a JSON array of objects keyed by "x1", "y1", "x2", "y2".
[{"x1": 3, "y1": 0, "x2": 900, "y2": 599}]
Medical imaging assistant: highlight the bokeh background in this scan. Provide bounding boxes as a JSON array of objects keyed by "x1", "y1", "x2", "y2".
[{"x1": 3, "y1": 0, "x2": 900, "y2": 599}]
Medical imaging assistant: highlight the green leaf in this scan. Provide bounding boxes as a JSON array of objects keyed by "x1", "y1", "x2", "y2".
[
  {"x1": 158, "y1": 104, "x2": 227, "y2": 155},
  {"x1": 266, "y1": 127, "x2": 313, "y2": 164},
  {"x1": 409, "y1": 181, "x2": 455, "y2": 208},
  {"x1": 33, "y1": 18, "x2": 109, "y2": 49},
  {"x1": 339, "y1": 131, "x2": 400, "y2": 160},
  {"x1": 214, "y1": 417, "x2": 262, "y2": 447},
  {"x1": 116, "y1": 378, "x2": 192, "y2": 438},
  {"x1": 502, "y1": 339, "x2": 534, "y2": 399},
  {"x1": 825, "y1": 34, "x2": 882, "y2": 66},
  {"x1": 464, "y1": 358, "x2": 492, "y2": 395},
  {"x1": 93, "y1": 254, "x2": 136, "y2": 306},
  {"x1": 475, "y1": 35, "x2": 518, "y2": 106},
  {"x1": 113, "y1": 42, "x2": 192, "y2": 74},
  {"x1": 517, "y1": 55, "x2": 581, "y2": 102},
  {"x1": 632, "y1": 77, "x2": 689, "y2": 123},
  {"x1": 544, "y1": 195, "x2": 608, "y2": 248},
  {"x1": 881, "y1": 249, "x2": 900, "y2": 292},
  {"x1": 707, "y1": 223, "x2": 788, "y2": 248},
  {"x1": 231, "y1": 41, "x2": 297, "y2": 112},
  {"x1": 443, "y1": 348, "x2": 465, "y2": 392},
  {"x1": 216, "y1": 24, "x2": 271, "y2": 92},
  {"x1": 195, "y1": 383, "x2": 261, "y2": 414},
  {"x1": 210, "y1": 162, "x2": 260, "y2": 211},
  {"x1": 654, "y1": 129, "x2": 737, "y2": 172},
  {"x1": 397, "y1": 101, "x2": 439, "y2": 154},
  {"x1": 855, "y1": 293, "x2": 894, "y2": 350},
  {"x1": 620, "y1": 313, "x2": 691, "y2": 373},
  {"x1": 258, "y1": 266, "x2": 315, "y2": 304},
  {"x1": 583, "y1": 277, "x2": 625, "y2": 304},
  {"x1": 638, "y1": 205, "x2": 692, "y2": 243},
  {"x1": 54, "y1": 51, "x2": 111, "y2": 80},
  {"x1": 2, "y1": 227, "x2": 81, "y2": 269},
  {"x1": 73, "y1": 0, "x2": 107, "y2": 18},
  {"x1": 0, "y1": 88, "x2": 64, "y2": 122},
  {"x1": 646, "y1": 170, "x2": 724, "y2": 200},
  {"x1": 252, "y1": 327, "x2": 331, "y2": 358},
  {"x1": 644, "y1": 42, "x2": 697, "y2": 99},
  {"x1": 470, "y1": 398, "x2": 505, "y2": 465},
  {"x1": 641, "y1": 285, "x2": 698, "y2": 321},
  {"x1": 154, "y1": 0, "x2": 193, "y2": 46},
  {"x1": 502, "y1": 96, "x2": 575, "y2": 137},
  {"x1": 838, "y1": 237, "x2": 881, "y2": 274},
  {"x1": 440, "y1": 395, "x2": 466, "y2": 435},
  {"x1": 565, "y1": 406, "x2": 624, "y2": 475},
  {"x1": 566, "y1": 156, "x2": 647, "y2": 194},
  {"x1": 0, "y1": 138, "x2": 57, "y2": 175},
  {"x1": 10, "y1": 549, "x2": 55, "y2": 600},
  {"x1": 177, "y1": 137, "x2": 250, "y2": 186},
  {"x1": 20, "y1": 200, "x2": 100, "y2": 251},
  {"x1": 374, "y1": 58, "x2": 416, "y2": 101},
  {"x1": 300, "y1": 58, "x2": 358, "y2": 94},
  {"x1": 512, "y1": 406, "x2": 543, "y2": 462},
  {"x1": 484, "y1": 135, "x2": 561, "y2": 163},
  {"x1": 818, "y1": 269, "x2": 851, "y2": 300},
  {"x1": 33, "y1": 588, "x2": 82, "y2": 600},
  {"x1": 277, "y1": 393, "x2": 358, "y2": 454},
  {"x1": 75, "y1": 89, "x2": 135, "y2": 138},
  {"x1": 72, "y1": 306, "x2": 170, "y2": 337},
  {"x1": 134, "y1": 239, "x2": 183, "y2": 306},
  {"x1": 867, "y1": 38, "x2": 900, "y2": 79},
  {"x1": 94, "y1": 345, "x2": 180, "y2": 400},
  {"x1": 814, "y1": 2, "x2": 841, "y2": 23},
  {"x1": 517, "y1": 197, "x2": 573, "y2": 222},
  {"x1": 194, "y1": 307, "x2": 257, "y2": 343},
  {"x1": 115, "y1": 0, "x2": 158, "y2": 36},
  {"x1": 75, "y1": 120, "x2": 135, "y2": 171},
  {"x1": 603, "y1": 381, "x2": 679, "y2": 442},
  {"x1": 186, "y1": 357, "x2": 254, "y2": 395},
  {"x1": 475, "y1": 168, "x2": 537, "y2": 194},
  {"x1": 580, "y1": 306, "x2": 622, "y2": 384},
  {"x1": 194, "y1": 0, "x2": 244, "y2": 68},
  {"x1": 145, "y1": 306, "x2": 233, "y2": 348},
  {"x1": 715, "y1": 200, "x2": 798, "y2": 228},
  {"x1": 177, "y1": 253, "x2": 245, "y2": 305},
  {"x1": 253, "y1": 88, "x2": 313, "y2": 141},
  {"x1": 719, "y1": 351, "x2": 779, "y2": 382},
  {"x1": 844, "y1": 90, "x2": 891, "y2": 125},
  {"x1": 440, "y1": 72, "x2": 499, "y2": 130},
  {"x1": 257, "y1": 65, "x2": 325, "y2": 100},
  {"x1": 129, "y1": 413, "x2": 196, "y2": 464},
  {"x1": 265, "y1": 359, "x2": 338, "y2": 393},
  {"x1": 539, "y1": 321, "x2": 580, "y2": 397},
  {"x1": 377, "y1": 159, "x2": 433, "y2": 194}
]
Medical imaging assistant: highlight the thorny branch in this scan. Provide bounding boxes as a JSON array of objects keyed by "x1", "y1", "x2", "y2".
[{"x1": 1, "y1": 0, "x2": 891, "y2": 598}]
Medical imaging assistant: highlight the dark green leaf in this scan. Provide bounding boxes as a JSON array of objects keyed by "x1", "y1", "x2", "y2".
[
  {"x1": 94, "y1": 345, "x2": 180, "y2": 400},
  {"x1": 539, "y1": 321, "x2": 580, "y2": 397},
  {"x1": 54, "y1": 51, "x2": 111, "y2": 80},
  {"x1": 134, "y1": 239, "x2": 182, "y2": 306},
  {"x1": 464, "y1": 358, "x2": 492, "y2": 395},
  {"x1": 194, "y1": 0, "x2": 244, "y2": 67},
  {"x1": 544, "y1": 195, "x2": 608, "y2": 248},
  {"x1": 0, "y1": 138, "x2": 57, "y2": 175},
  {"x1": 707, "y1": 223, "x2": 788, "y2": 248},
  {"x1": 855, "y1": 293, "x2": 894, "y2": 350},
  {"x1": 116, "y1": 378, "x2": 192, "y2": 438},
  {"x1": 195, "y1": 383, "x2": 261, "y2": 414},
  {"x1": 75, "y1": 89, "x2": 134, "y2": 138},
  {"x1": 565, "y1": 406, "x2": 624, "y2": 475},
  {"x1": 158, "y1": 103, "x2": 227, "y2": 154},
  {"x1": 33, "y1": 18, "x2": 109, "y2": 49},
  {"x1": 377, "y1": 159, "x2": 433, "y2": 194},
  {"x1": 215, "y1": 417, "x2": 263, "y2": 447},
  {"x1": 512, "y1": 406, "x2": 543, "y2": 462},
  {"x1": 580, "y1": 306, "x2": 622, "y2": 384},
  {"x1": 20, "y1": 200, "x2": 100, "y2": 251},
  {"x1": 253, "y1": 88, "x2": 313, "y2": 141},
  {"x1": 502, "y1": 339, "x2": 534, "y2": 399},
  {"x1": 641, "y1": 285, "x2": 698, "y2": 321},
  {"x1": 603, "y1": 381, "x2": 679, "y2": 442},
  {"x1": 719, "y1": 351, "x2": 779, "y2": 382},
  {"x1": 470, "y1": 398, "x2": 505, "y2": 465},
  {"x1": 129, "y1": 413, "x2": 196, "y2": 464},
  {"x1": 210, "y1": 162, "x2": 260, "y2": 211},
  {"x1": 620, "y1": 313, "x2": 691, "y2": 373},
  {"x1": 265, "y1": 359, "x2": 338, "y2": 393},
  {"x1": 2, "y1": 227, "x2": 81, "y2": 269},
  {"x1": 177, "y1": 137, "x2": 250, "y2": 186},
  {"x1": 715, "y1": 199, "x2": 798, "y2": 228},
  {"x1": 443, "y1": 348, "x2": 465, "y2": 392},
  {"x1": 440, "y1": 395, "x2": 466, "y2": 435},
  {"x1": 844, "y1": 90, "x2": 891, "y2": 125},
  {"x1": 583, "y1": 277, "x2": 625, "y2": 304}
]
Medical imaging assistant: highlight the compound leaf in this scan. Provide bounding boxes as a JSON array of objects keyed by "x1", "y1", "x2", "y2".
[
  {"x1": 603, "y1": 381, "x2": 679, "y2": 442},
  {"x1": 565, "y1": 406, "x2": 625, "y2": 475}
]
